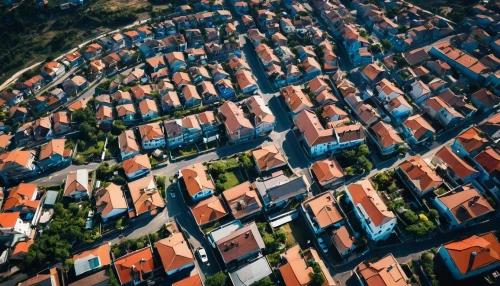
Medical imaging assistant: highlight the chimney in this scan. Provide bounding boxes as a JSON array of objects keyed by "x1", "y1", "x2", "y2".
[
  {"x1": 245, "y1": 232, "x2": 250, "y2": 238},
  {"x1": 467, "y1": 251, "x2": 479, "y2": 273}
]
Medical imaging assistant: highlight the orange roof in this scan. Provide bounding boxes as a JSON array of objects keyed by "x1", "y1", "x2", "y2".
[
  {"x1": 181, "y1": 115, "x2": 200, "y2": 130},
  {"x1": 172, "y1": 72, "x2": 192, "y2": 86},
  {"x1": 146, "y1": 56, "x2": 165, "y2": 68},
  {"x1": 172, "y1": 274, "x2": 203, "y2": 286},
  {"x1": 4, "y1": 183, "x2": 38, "y2": 211},
  {"x1": 131, "y1": 85, "x2": 153, "y2": 100},
  {"x1": 311, "y1": 158, "x2": 345, "y2": 184},
  {"x1": 371, "y1": 121, "x2": 403, "y2": 148},
  {"x1": 304, "y1": 192, "x2": 343, "y2": 228},
  {"x1": 95, "y1": 183, "x2": 127, "y2": 217},
  {"x1": 0, "y1": 150, "x2": 34, "y2": 170},
  {"x1": 119, "y1": 130, "x2": 140, "y2": 154},
  {"x1": 123, "y1": 154, "x2": 151, "y2": 175},
  {"x1": 0, "y1": 212, "x2": 20, "y2": 228},
  {"x1": 435, "y1": 146, "x2": 478, "y2": 180},
  {"x1": 138, "y1": 99, "x2": 158, "y2": 115},
  {"x1": 64, "y1": 170, "x2": 89, "y2": 197},
  {"x1": 155, "y1": 233, "x2": 194, "y2": 272},
  {"x1": 12, "y1": 240, "x2": 34, "y2": 257},
  {"x1": 138, "y1": 123, "x2": 164, "y2": 141},
  {"x1": 73, "y1": 244, "x2": 111, "y2": 270},
  {"x1": 182, "y1": 84, "x2": 201, "y2": 101},
  {"x1": 321, "y1": 105, "x2": 348, "y2": 121},
  {"x1": 279, "y1": 245, "x2": 313, "y2": 286},
  {"x1": 113, "y1": 90, "x2": 132, "y2": 102},
  {"x1": 294, "y1": 109, "x2": 335, "y2": 147},
  {"x1": 235, "y1": 69, "x2": 257, "y2": 89},
  {"x1": 196, "y1": 111, "x2": 215, "y2": 125},
  {"x1": 437, "y1": 185, "x2": 494, "y2": 224},
  {"x1": 362, "y1": 63, "x2": 385, "y2": 81},
  {"x1": 222, "y1": 181, "x2": 262, "y2": 219},
  {"x1": 128, "y1": 175, "x2": 164, "y2": 217},
  {"x1": 68, "y1": 98, "x2": 88, "y2": 111},
  {"x1": 403, "y1": 115, "x2": 435, "y2": 141},
  {"x1": 219, "y1": 101, "x2": 254, "y2": 137},
  {"x1": 252, "y1": 145, "x2": 286, "y2": 172},
  {"x1": 116, "y1": 104, "x2": 136, "y2": 117},
  {"x1": 456, "y1": 127, "x2": 488, "y2": 153},
  {"x1": 376, "y1": 78, "x2": 403, "y2": 96},
  {"x1": 399, "y1": 156, "x2": 442, "y2": 194},
  {"x1": 444, "y1": 233, "x2": 500, "y2": 275},
  {"x1": 347, "y1": 180, "x2": 394, "y2": 227},
  {"x1": 114, "y1": 248, "x2": 155, "y2": 285},
  {"x1": 281, "y1": 85, "x2": 313, "y2": 113},
  {"x1": 331, "y1": 225, "x2": 354, "y2": 254},
  {"x1": 190, "y1": 196, "x2": 227, "y2": 226},
  {"x1": 357, "y1": 254, "x2": 410, "y2": 286},
  {"x1": 181, "y1": 163, "x2": 215, "y2": 197},
  {"x1": 474, "y1": 147, "x2": 500, "y2": 176},
  {"x1": 0, "y1": 134, "x2": 13, "y2": 149}
]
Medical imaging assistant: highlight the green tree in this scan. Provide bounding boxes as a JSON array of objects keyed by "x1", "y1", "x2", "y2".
[
  {"x1": 345, "y1": 167, "x2": 355, "y2": 176},
  {"x1": 209, "y1": 161, "x2": 227, "y2": 175},
  {"x1": 381, "y1": 39, "x2": 392, "y2": 52},
  {"x1": 112, "y1": 120, "x2": 126, "y2": 135},
  {"x1": 427, "y1": 209, "x2": 439, "y2": 220},
  {"x1": 253, "y1": 276, "x2": 276, "y2": 286},
  {"x1": 310, "y1": 264, "x2": 326, "y2": 285},
  {"x1": 357, "y1": 156, "x2": 373, "y2": 172},
  {"x1": 403, "y1": 210, "x2": 418, "y2": 224},
  {"x1": 357, "y1": 144, "x2": 369, "y2": 156},
  {"x1": 156, "y1": 176, "x2": 166, "y2": 191},
  {"x1": 205, "y1": 271, "x2": 228, "y2": 286}
]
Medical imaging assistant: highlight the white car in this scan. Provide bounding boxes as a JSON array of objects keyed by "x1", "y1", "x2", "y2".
[
  {"x1": 317, "y1": 238, "x2": 329, "y2": 253},
  {"x1": 197, "y1": 247, "x2": 208, "y2": 263}
]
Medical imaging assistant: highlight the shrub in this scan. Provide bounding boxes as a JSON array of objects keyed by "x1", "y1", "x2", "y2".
[
  {"x1": 205, "y1": 272, "x2": 228, "y2": 286},
  {"x1": 209, "y1": 161, "x2": 227, "y2": 175},
  {"x1": 403, "y1": 210, "x2": 419, "y2": 224}
]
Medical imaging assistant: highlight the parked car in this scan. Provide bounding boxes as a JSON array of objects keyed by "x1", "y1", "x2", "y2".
[
  {"x1": 197, "y1": 247, "x2": 208, "y2": 263},
  {"x1": 317, "y1": 238, "x2": 328, "y2": 253}
]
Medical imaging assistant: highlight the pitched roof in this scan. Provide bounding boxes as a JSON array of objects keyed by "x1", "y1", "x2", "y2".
[
  {"x1": 155, "y1": 232, "x2": 194, "y2": 272},
  {"x1": 219, "y1": 101, "x2": 254, "y2": 136},
  {"x1": 370, "y1": 121, "x2": 403, "y2": 148},
  {"x1": 172, "y1": 274, "x2": 203, "y2": 286},
  {"x1": 119, "y1": 130, "x2": 140, "y2": 154},
  {"x1": 0, "y1": 212, "x2": 20, "y2": 228},
  {"x1": 182, "y1": 84, "x2": 201, "y2": 101},
  {"x1": 279, "y1": 245, "x2": 313, "y2": 286},
  {"x1": 235, "y1": 69, "x2": 257, "y2": 89},
  {"x1": 181, "y1": 163, "x2": 215, "y2": 197},
  {"x1": 190, "y1": 196, "x2": 227, "y2": 226},
  {"x1": 116, "y1": 104, "x2": 136, "y2": 117},
  {"x1": 114, "y1": 247, "x2": 155, "y2": 285},
  {"x1": 331, "y1": 225, "x2": 354, "y2": 255},
  {"x1": 403, "y1": 48, "x2": 430, "y2": 66},
  {"x1": 444, "y1": 232, "x2": 500, "y2": 275},
  {"x1": 281, "y1": 85, "x2": 313, "y2": 113},
  {"x1": 138, "y1": 99, "x2": 158, "y2": 115},
  {"x1": 294, "y1": 109, "x2": 336, "y2": 147},
  {"x1": 128, "y1": 175, "x2": 164, "y2": 217},
  {"x1": 362, "y1": 63, "x2": 385, "y2": 81},
  {"x1": 0, "y1": 134, "x2": 13, "y2": 149},
  {"x1": 435, "y1": 146, "x2": 478, "y2": 180},
  {"x1": 456, "y1": 127, "x2": 488, "y2": 153},
  {"x1": 95, "y1": 183, "x2": 127, "y2": 217},
  {"x1": 474, "y1": 147, "x2": 500, "y2": 176},
  {"x1": 304, "y1": 192, "x2": 343, "y2": 228},
  {"x1": 399, "y1": 156, "x2": 442, "y2": 194},
  {"x1": 403, "y1": 115, "x2": 435, "y2": 141},
  {"x1": 357, "y1": 253, "x2": 410, "y2": 286},
  {"x1": 376, "y1": 78, "x2": 403, "y2": 96},
  {"x1": 245, "y1": 96, "x2": 275, "y2": 125},
  {"x1": 347, "y1": 180, "x2": 394, "y2": 227},
  {"x1": 252, "y1": 145, "x2": 286, "y2": 172},
  {"x1": 64, "y1": 169, "x2": 89, "y2": 197},
  {"x1": 122, "y1": 154, "x2": 151, "y2": 175},
  {"x1": 311, "y1": 158, "x2": 345, "y2": 184},
  {"x1": 437, "y1": 185, "x2": 494, "y2": 224},
  {"x1": 216, "y1": 222, "x2": 265, "y2": 263},
  {"x1": 4, "y1": 183, "x2": 39, "y2": 211},
  {"x1": 222, "y1": 181, "x2": 262, "y2": 219},
  {"x1": 138, "y1": 123, "x2": 164, "y2": 141},
  {"x1": 0, "y1": 150, "x2": 34, "y2": 171}
]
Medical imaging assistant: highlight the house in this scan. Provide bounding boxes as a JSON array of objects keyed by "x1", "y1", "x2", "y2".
[
  {"x1": 345, "y1": 180, "x2": 396, "y2": 241},
  {"x1": 146, "y1": 56, "x2": 167, "y2": 73},
  {"x1": 252, "y1": 145, "x2": 286, "y2": 175},
  {"x1": 3, "y1": 91, "x2": 24, "y2": 108},
  {"x1": 0, "y1": 135, "x2": 12, "y2": 153},
  {"x1": 433, "y1": 184, "x2": 494, "y2": 229},
  {"x1": 375, "y1": 78, "x2": 404, "y2": 101},
  {"x1": 215, "y1": 222, "x2": 265, "y2": 270},
  {"x1": 131, "y1": 85, "x2": 155, "y2": 102},
  {"x1": 0, "y1": 150, "x2": 38, "y2": 185},
  {"x1": 181, "y1": 115, "x2": 202, "y2": 143},
  {"x1": 199, "y1": 81, "x2": 219, "y2": 104},
  {"x1": 471, "y1": 88, "x2": 499, "y2": 112},
  {"x1": 235, "y1": 69, "x2": 258, "y2": 94},
  {"x1": 155, "y1": 233, "x2": 195, "y2": 276},
  {"x1": 163, "y1": 120, "x2": 184, "y2": 149},
  {"x1": 160, "y1": 91, "x2": 181, "y2": 113},
  {"x1": 196, "y1": 111, "x2": 220, "y2": 138},
  {"x1": 172, "y1": 274, "x2": 203, "y2": 286},
  {"x1": 190, "y1": 196, "x2": 228, "y2": 226},
  {"x1": 434, "y1": 146, "x2": 479, "y2": 185},
  {"x1": 138, "y1": 123, "x2": 165, "y2": 150},
  {"x1": 73, "y1": 244, "x2": 111, "y2": 277},
  {"x1": 181, "y1": 84, "x2": 202, "y2": 108},
  {"x1": 37, "y1": 139, "x2": 72, "y2": 171},
  {"x1": 229, "y1": 256, "x2": 272, "y2": 286},
  {"x1": 190, "y1": 66, "x2": 211, "y2": 84},
  {"x1": 438, "y1": 232, "x2": 500, "y2": 280},
  {"x1": 123, "y1": 154, "x2": 151, "y2": 181},
  {"x1": 335, "y1": 124, "x2": 366, "y2": 149},
  {"x1": 281, "y1": 85, "x2": 314, "y2": 115},
  {"x1": 215, "y1": 79, "x2": 235, "y2": 100},
  {"x1": 10, "y1": 240, "x2": 34, "y2": 261},
  {"x1": 89, "y1": 60, "x2": 106, "y2": 75},
  {"x1": 223, "y1": 181, "x2": 262, "y2": 220},
  {"x1": 19, "y1": 267, "x2": 61, "y2": 286},
  {"x1": 437, "y1": 89, "x2": 477, "y2": 119},
  {"x1": 83, "y1": 43, "x2": 103, "y2": 60},
  {"x1": 422, "y1": 97, "x2": 464, "y2": 128},
  {"x1": 408, "y1": 80, "x2": 431, "y2": 105},
  {"x1": 368, "y1": 121, "x2": 403, "y2": 156},
  {"x1": 41, "y1": 61, "x2": 65, "y2": 82},
  {"x1": 402, "y1": 114, "x2": 435, "y2": 145},
  {"x1": 156, "y1": 79, "x2": 174, "y2": 95},
  {"x1": 14, "y1": 122, "x2": 34, "y2": 147},
  {"x1": 452, "y1": 127, "x2": 489, "y2": 159},
  {"x1": 245, "y1": 96, "x2": 275, "y2": 135},
  {"x1": 303, "y1": 57, "x2": 322, "y2": 80},
  {"x1": 114, "y1": 91, "x2": 133, "y2": 106},
  {"x1": 0, "y1": 212, "x2": 31, "y2": 237},
  {"x1": 426, "y1": 60, "x2": 452, "y2": 76},
  {"x1": 356, "y1": 254, "x2": 410, "y2": 285},
  {"x1": 116, "y1": 104, "x2": 137, "y2": 124},
  {"x1": 123, "y1": 69, "x2": 149, "y2": 86},
  {"x1": 473, "y1": 147, "x2": 500, "y2": 184},
  {"x1": 255, "y1": 175, "x2": 308, "y2": 213},
  {"x1": 96, "y1": 105, "x2": 114, "y2": 126},
  {"x1": 118, "y1": 130, "x2": 140, "y2": 160},
  {"x1": 128, "y1": 175, "x2": 165, "y2": 218},
  {"x1": 95, "y1": 183, "x2": 127, "y2": 222},
  {"x1": 218, "y1": 101, "x2": 255, "y2": 144},
  {"x1": 33, "y1": 116, "x2": 53, "y2": 142},
  {"x1": 114, "y1": 247, "x2": 156, "y2": 285},
  {"x1": 172, "y1": 72, "x2": 192, "y2": 91},
  {"x1": 321, "y1": 105, "x2": 348, "y2": 124},
  {"x1": 294, "y1": 109, "x2": 337, "y2": 158},
  {"x1": 9, "y1": 106, "x2": 28, "y2": 124},
  {"x1": 311, "y1": 157, "x2": 345, "y2": 188},
  {"x1": 361, "y1": 63, "x2": 386, "y2": 84},
  {"x1": 302, "y1": 191, "x2": 344, "y2": 235},
  {"x1": 180, "y1": 163, "x2": 214, "y2": 201},
  {"x1": 3, "y1": 183, "x2": 40, "y2": 219},
  {"x1": 385, "y1": 96, "x2": 413, "y2": 118},
  {"x1": 63, "y1": 169, "x2": 89, "y2": 199},
  {"x1": 403, "y1": 48, "x2": 430, "y2": 66},
  {"x1": 166, "y1": 52, "x2": 187, "y2": 72},
  {"x1": 397, "y1": 156, "x2": 443, "y2": 197},
  {"x1": 138, "y1": 99, "x2": 159, "y2": 121}
]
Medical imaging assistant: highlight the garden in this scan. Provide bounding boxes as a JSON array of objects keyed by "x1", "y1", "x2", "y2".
[
  {"x1": 335, "y1": 144, "x2": 374, "y2": 176},
  {"x1": 207, "y1": 153, "x2": 252, "y2": 194}
]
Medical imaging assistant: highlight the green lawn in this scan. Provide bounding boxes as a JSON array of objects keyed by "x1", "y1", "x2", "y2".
[
  {"x1": 221, "y1": 170, "x2": 240, "y2": 190},
  {"x1": 80, "y1": 141, "x2": 104, "y2": 156},
  {"x1": 170, "y1": 145, "x2": 198, "y2": 158},
  {"x1": 282, "y1": 217, "x2": 315, "y2": 249}
]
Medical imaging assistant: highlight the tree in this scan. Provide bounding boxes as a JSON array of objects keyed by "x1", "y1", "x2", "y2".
[
  {"x1": 205, "y1": 271, "x2": 228, "y2": 286},
  {"x1": 156, "y1": 176, "x2": 166, "y2": 191},
  {"x1": 381, "y1": 39, "x2": 392, "y2": 52},
  {"x1": 253, "y1": 276, "x2": 276, "y2": 286},
  {"x1": 344, "y1": 167, "x2": 355, "y2": 176},
  {"x1": 403, "y1": 210, "x2": 418, "y2": 224},
  {"x1": 174, "y1": 111, "x2": 182, "y2": 118},
  {"x1": 209, "y1": 161, "x2": 227, "y2": 175},
  {"x1": 357, "y1": 156, "x2": 373, "y2": 172},
  {"x1": 310, "y1": 264, "x2": 326, "y2": 285},
  {"x1": 357, "y1": 144, "x2": 369, "y2": 156},
  {"x1": 342, "y1": 149, "x2": 356, "y2": 160},
  {"x1": 359, "y1": 29, "x2": 368, "y2": 38},
  {"x1": 112, "y1": 120, "x2": 126, "y2": 135}
]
